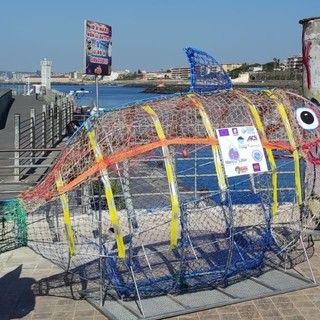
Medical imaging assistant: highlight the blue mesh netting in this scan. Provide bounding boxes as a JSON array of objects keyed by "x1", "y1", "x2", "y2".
[{"x1": 184, "y1": 47, "x2": 233, "y2": 93}]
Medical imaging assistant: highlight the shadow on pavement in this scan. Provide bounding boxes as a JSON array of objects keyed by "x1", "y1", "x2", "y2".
[
  {"x1": 0, "y1": 98, "x2": 14, "y2": 130},
  {"x1": 0, "y1": 264, "x2": 35, "y2": 320},
  {"x1": 32, "y1": 270, "x2": 88, "y2": 300}
]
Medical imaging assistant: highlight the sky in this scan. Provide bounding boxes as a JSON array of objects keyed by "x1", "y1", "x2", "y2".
[{"x1": 1, "y1": 0, "x2": 320, "y2": 73}]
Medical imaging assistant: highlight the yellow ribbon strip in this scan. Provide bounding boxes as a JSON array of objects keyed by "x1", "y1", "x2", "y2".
[
  {"x1": 239, "y1": 93, "x2": 278, "y2": 215},
  {"x1": 143, "y1": 105, "x2": 180, "y2": 249},
  {"x1": 263, "y1": 90, "x2": 302, "y2": 205},
  {"x1": 56, "y1": 172, "x2": 75, "y2": 256},
  {"x1": 86, "y1": 123, "x2": 126, "y2": 258},
  {"x1": 187, "y1": 94, "x2": 227, "y2": 192}
]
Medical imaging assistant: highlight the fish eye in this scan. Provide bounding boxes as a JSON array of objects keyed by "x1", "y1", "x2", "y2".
[{"x1": 295, "y1": 107, "x2": 319, "y2": 130}]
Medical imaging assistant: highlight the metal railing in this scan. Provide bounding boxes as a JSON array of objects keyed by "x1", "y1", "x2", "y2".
[
  {"x1": 0, "y1": 94, "x2": 74, "y2": 200},
  {"x1": 13, "y1": 98, "x2": 73, "y2": 180}
]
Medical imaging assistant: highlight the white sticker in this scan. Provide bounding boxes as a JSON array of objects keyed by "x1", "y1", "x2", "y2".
[{"x1": 216, "y1": 126, "x2": 268, "y2": 177}]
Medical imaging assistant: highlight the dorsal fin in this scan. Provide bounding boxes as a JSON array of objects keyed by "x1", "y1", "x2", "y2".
[{"x1": 184, "y1": 47, "x2": 233, "y2": 93}]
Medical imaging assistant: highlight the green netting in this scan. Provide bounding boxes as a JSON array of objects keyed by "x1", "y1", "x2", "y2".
[{"x1": 0, "y1": 199, "x2": 28, "y2": 253}]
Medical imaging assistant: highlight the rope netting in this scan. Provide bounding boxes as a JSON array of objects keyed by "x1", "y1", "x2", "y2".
[
  {"x1": 0, "y1": 199, "x2": 27, "y2": 253},
  {"x1": 3, "y1": 87, "x2": 318, "y2": 298}
]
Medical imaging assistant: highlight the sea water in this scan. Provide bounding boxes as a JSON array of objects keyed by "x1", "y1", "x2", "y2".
[
  {"x1": 0, "y1": 83, "x2": 161, "y2": 110},
  {"x1": 52, "y1": 84, "x2": 161, "y2": 110}
]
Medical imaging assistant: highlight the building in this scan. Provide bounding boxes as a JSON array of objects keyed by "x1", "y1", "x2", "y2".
[
  {"x1": 69, "y1": 71, "x2": 84, "y2": 81},
  {"x1": 171, "y1": 67, "x2": 190, "y2": 80},
  {"x1": 170, "y1": 65, "x2": 243, "y2": 80},
  {"x1": 251, "y1": 66, "x2": 263, "y2": 72},
  {"x1": 222, "y1": 64, "x2": 242, "y2": 73},
  {"x1": 284, "y1": 54, "x2": 303, "y2": 70},
  {"x1": 231, "y1": 72, "x2": 250, "y2": 84}
]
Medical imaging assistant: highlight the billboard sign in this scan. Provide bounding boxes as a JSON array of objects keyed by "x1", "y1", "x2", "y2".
[{"x1": 84, "y1": 20, "x2": 112, "y2": 76}]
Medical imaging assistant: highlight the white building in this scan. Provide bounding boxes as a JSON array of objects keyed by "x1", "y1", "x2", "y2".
[
  {"x1": 231, "y1": 72, "x2": 250, "y2": 84},
  {"x1": 252, "y1": 66, "x2": 263, "y2": 72},
  {"x1": 284, "y1": 55, "x2": 303, "y2": 70},
  {"x1": 102, "y1": 71, "x2": 119, "y2": 81},
  {"x1": 41, "y1": 58, "x2": 52, "y2": 89}
]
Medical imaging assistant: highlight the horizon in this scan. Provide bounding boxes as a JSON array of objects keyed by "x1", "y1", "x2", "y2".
[{"x1": 1, "y1": 1, "x2": 319, "y2": 73}]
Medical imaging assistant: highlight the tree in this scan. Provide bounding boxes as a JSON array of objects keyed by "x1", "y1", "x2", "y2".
[
  {"x1": 273, "y1": 57, "x2": 280, "y2": 69},
  {"x1": 263, "y1": 62, "x2": 275, "y2": 72}
]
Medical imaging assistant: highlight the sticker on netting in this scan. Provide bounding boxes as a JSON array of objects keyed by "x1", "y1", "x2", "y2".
[{"x1": 216, "y1": 126, "x2": 268, "y2": 177}]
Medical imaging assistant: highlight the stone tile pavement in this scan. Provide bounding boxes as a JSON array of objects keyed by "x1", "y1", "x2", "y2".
[{"x1": 1, "y1": 240, "x2": 320, "y2": 320}]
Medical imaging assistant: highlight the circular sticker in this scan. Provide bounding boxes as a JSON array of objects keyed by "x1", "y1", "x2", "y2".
[{"x1": 252, "y1": 149, "x2": 263, "y2": 162}]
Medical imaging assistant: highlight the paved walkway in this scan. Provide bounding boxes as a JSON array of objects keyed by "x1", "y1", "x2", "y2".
[
  {"x1": 0, "y1": 92, "x2": 66, "y2": 201},
  {"x1": 0, "y1": 93, "x2": 46, "y2": 150},
  {"x1": 1, "y1": 240, "x2": 320, "y2": 320}
]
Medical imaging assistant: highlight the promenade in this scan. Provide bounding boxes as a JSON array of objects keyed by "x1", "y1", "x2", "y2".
[
  {"x1": 0, "y1": 92, "x2": 46, "y2": 149},
  {"x1": 0, "y1": 91, "x2": 69, "y2": 201},
  {"x1": 0, "y1": 92, "x2": 50, "y2": 200}
]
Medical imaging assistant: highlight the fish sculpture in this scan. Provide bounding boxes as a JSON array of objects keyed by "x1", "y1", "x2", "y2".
[{"x1": 8, "y1": 48, "x2": 320, "y2": 299}]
